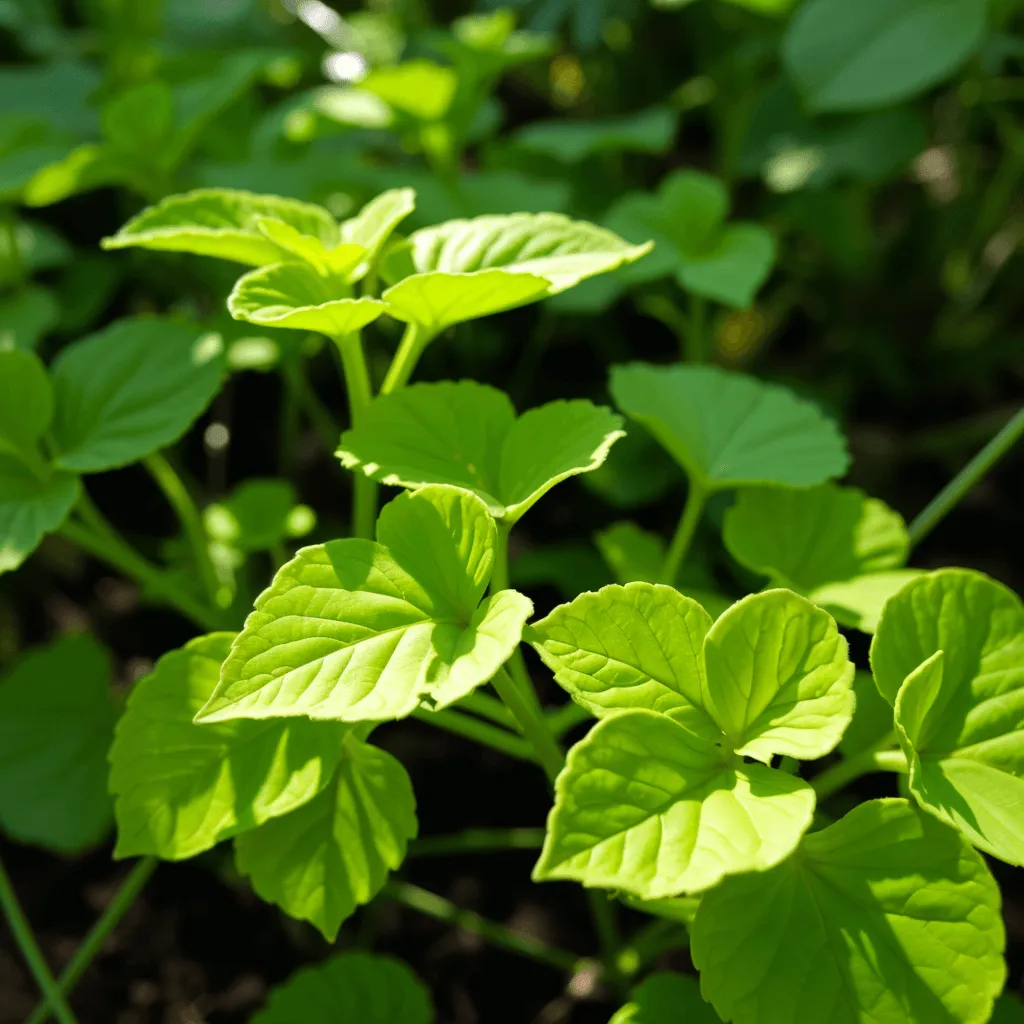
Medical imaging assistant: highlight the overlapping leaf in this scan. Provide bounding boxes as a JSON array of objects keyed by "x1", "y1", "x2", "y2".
[
  {"x1": 0, "y1": 455, "x2": 80, "y2": 574},
  {"x1": 380, "y1": 213, "x2": 651, "y2": 332},
  {"x1": 197, "y1": 486, "x2": 532, "y2": 723},
  {"x1": 252, "y1": 953, "x2": 432, "y2": 1024},
  {"x1": 692, "y1": 799, "x2": 1006, "y2": 1024},
  {"x1": 610, "y1": 972, "x2": 720, "y2": 1024},
  {"x1": 109, "y1": 633, "x2": 343, "y2": 861},
  {"x1": 531, "y1": 586, "x2": 853, "y2": 897},
  {"x1": 0, "y1": 636, "x2": 117, "y2": 852},
  {"x1": 871, "y1": 569, "x2": 1024, "y2": 865},
  {"x1": 50, "y1": 318, "x2": 226, "y2": 472},
  {"x1": 609, "y1": 363, "x2": 849, "y2": 491},
  {"x1": 235, "y1": 732, "x2": 417, "y2": 940},
  {"x1": 724, "y1": 482, "x2": 918, "y2": 631},
  {"x1": 101, "y1": 188, "x2": 339, "y2": 265},
  {"x1": 337, "y1": 380, "x2": 624, "y2": 521}
]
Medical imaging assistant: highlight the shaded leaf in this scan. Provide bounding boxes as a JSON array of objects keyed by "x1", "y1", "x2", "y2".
[
  {"x1": 0, "y1": 456, "x2": 80, "y2": 574},
  {"x1": 513, "y1": 107, "x2": 678, "y2": 163},
  {"x1": 610, "y1": 972, "x2": 719, "y2": 1024},
  {"x1": 0, "y1": 350, "x2": 52, "y2": 458}
]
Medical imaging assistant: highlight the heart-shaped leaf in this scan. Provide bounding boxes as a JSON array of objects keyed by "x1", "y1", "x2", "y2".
[
  {"x1": 51, "y1": 318, "x2": 226, "y2": 473},
  {"x1": 102, "y1": 187, "x2": 339, "y2": 265},
  {"x1": 234, "y1": 731, "x2": 417, "y2": 940},
  {"x1": 253, "y1": 953, "x2": 432, "y2": 1024},
  {"x1": 871, "y1": 569, "x2": 1024, "y2": 865},
  {"x1": 0, "y1": 456, "x2": 80, "y2": 574},
  {"x1": 691, "y1": 798, "x2": 1006, "y2": 1024},
  {"x1": 724, "y1": 482, "x2": 918, "y2": 631},
  {"x1": 782, "y1": 0, "x2": 987, "y2": 113},
  {"x1": 337, "y1": 380, "x2": 624, "y2": 521},
  {"x1": 0, "y1": 636, "x2": 117, "y2": 852},
  {"x1": 228, "y1": 262, "x2": 386, "y2": 335},
  {"x1": 532, "y1": 586, "x2": 853, "y2": 896},
  {"x1": 675, "y1": 223, "x2": 776, "y2": 308},
  {"x1": 109, "y1": 633, "x2": 343, "y2": 861},
  {"x1": 0, "y1": 350, "x2": 52, "y2": 460},
  {"x1": 609, "y1": 363, "x2": 849, "y2": 491},
  {"x1": 381, "y1": 213, "x2": 651, "y2": 332},
  {"x1": 197, "y1": 486, "x2": 532, "y2": 723}
]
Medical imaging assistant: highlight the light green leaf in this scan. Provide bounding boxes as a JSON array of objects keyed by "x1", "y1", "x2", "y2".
[
  {"x1": 810, "y1": 570, "x2": 924, "y2": 633},
  {"x1": 24, "y1": 145, "x2": 130, "y2": 208},
  {"x1": 676, "y1": 223, "x2": 776, "y2": 308},
  {"x1": 609, "y1": 363, "x2": 849, "y2": 491},
  {"x1": 0, "y1": 287, "x2": 59, "y2": 352},
  {"x1": 0, "y1": 456, "x2": 80, "y2": 574},
  {"x1": 360, "y1": 60, "x2": 457, "y2": 121},
  {"x1": 234, "y1": 731, "x2": 417, "y2": 940},
  {"x1": 0, "y1": 635, "x2": 116, "y2": 852},
  {"x1": 529, "y1": 582, "x2": 715, "y2": 721},
  {"x1": 254, "y1": 219, "x2": 366, "y2": 278},
  {"x1": 691, "y1": 798, "x2": 1006, "y2": 1024},
  {"x1": 0, "y1": 350, "x2": 52, "y2": 458},
  {"x1": 203, "y1": 478, "x2": 314, "y2": 553},
  {"x1": 534, "y1": 709, "x2": 815, "y2": 898},
  {"x1": 724, "y1": 483, "x2": 909, "y2": 592},
  {"x1": 252, "y1": 953, "x2": 432, "y2": 1024},
  {"x1": 382, "y1": 213, "x2": 651, "y2": 332},
  {"x1": 610, "y1": 972, "x2": 719, "y2": 1024},
  {"x1": 337, "y1": 381, "x2": 624, "y2": 521},
  {"x1": 340, "y1": 187, "x2": 417, "y2": 270},
  {"x1": 513, "y1": 107, "x2": 678, "y2": 163},
  {"x1": 109, "y1": 633, "x2": 343, "y2": 861},
  {"x1": 703, "y1": 590, "x2": 854, "y2": 762},
  {"x1": 101, "y1": 188, "x2": 339, "y2": 266},
  {"x1": 228, "y1": 262, "x2": 385, "y2": 335},
  {"x1": 197, "y1": 486, "x2": 532, "y2": 724},
  {"x1": 872, "y1": 569, "x2": 1024, "y2": 865},
  {"x1": 782, "y1": 0, "x2": 988, "y2": 113},
  {"x1": 50, "y1": 318, "x2": 226, "y2": 473}
]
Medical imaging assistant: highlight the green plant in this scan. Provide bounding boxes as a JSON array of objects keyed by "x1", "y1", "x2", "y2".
[{"x1": 1, "y1": 0, "x2": 1023, "y2": 1021}]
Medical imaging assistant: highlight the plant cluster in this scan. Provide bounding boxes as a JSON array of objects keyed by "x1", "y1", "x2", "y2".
[{"x1": 0, "y1": 0, "x2": 1022, "y2": 1022}]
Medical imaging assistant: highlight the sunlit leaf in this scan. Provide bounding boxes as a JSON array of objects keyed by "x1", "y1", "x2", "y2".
[
  {"x1": 609, "y1": 363, "x2": 849, "y2": 491},
  {"x1": 692, "y1": 798, "x2": 1006, "y2": 1024},
  {"x1": 337, "y1": 380, "x2": 624, "y2": 521}
]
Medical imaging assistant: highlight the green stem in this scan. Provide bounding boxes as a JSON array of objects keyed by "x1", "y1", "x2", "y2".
[
  {"x1": 811, "y1": 745, "x2": 907, "y2": 801},
  {"x1": 660, "y1": 479, "x2": 708, "y2": 585},
  {"x1": 334, "y1": 333, "x2": 378, "y2": 539},
  {"x1": 0, "y1": 855, "x2": 78, "y2": 1024},
  {"x1": 908, "y1": 405, "x2": 1024, "y2": 548},
  {"x1": 491, "y1": 668, "x2": 564, "y2": 784},
  {"x1": 459, "y1": 691, "x2": 519, "y2": 730},
  {"x1": 384, "y1": 880, "x2": 581, "y2": 973},
  {"x1": 545, "y1": 701, "x2": 593, "y2": 739},
  {"x1": 686, "y1": 293, "x2": 707, "y2": 363},
  {"x1": 381, "y1": 322, "x2": 432, "y2": 395},
  {"x1": 412, "y1": 707, "x2": 536, "y2": 764},
  {"x1": 586, "y1": 892, "x2": 624, "y2": 992},
  {"x1": 25, "y1": 858, "x2": 158, "y2": 1024},
  {"x1": 143, "y1": 453, "x2": 219, "y2": 606},
  {"x1": 409, "y1": 828, "x2": 544, "y2": 858},
  {"x1": 282, "y1": 358, "x2": 340, "y2": 455},
  {"x1": 59, "y1": 518, "x2": 222, "y2": 632},
  {"x1": 618, "y1": 918, "x2": 690, "y2": 977}
]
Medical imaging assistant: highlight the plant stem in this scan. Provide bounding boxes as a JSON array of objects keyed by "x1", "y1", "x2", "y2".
[
  {"x1": 142, "y1": 453, "x2": 219, "y2": 606},
  {"x1": 491, "y1": 668, "x2": 564, "y2": 784},
  {"x1": 811, "y1": 746, "x2": 908, "y2": 801},
  {"x1": 384, "y1": 880, "x2": 581, "y2": 973},
  {"x1": 586, "y1": 892, "x2": 624, "y2": 992},
  {"x1": 0, "y1": 855, "x2": 78, "y2": 1024},
  {"x1": 459, "y1": 691, "x2": 520, "y2": 730},
  {"x1": 25, "y1": 857, "x2": 158, "y2": 1024},
  {"x1": 545, "y1": 701, "x2": 593, "y2": 739},
  {"x1": 660, "y1": 479, "x2": 707, "y2": 585},
  {"x1": 59, "y1": 518, "x2": 222, "y2": 632},
  {"x1": 409, "y1": 828, "x2": 545, "y2": 858},
  {"x1": 412, "y1": 707, "x2": 535, "y2": 763},
  {"x1": 381, "y1": 322, "x2": 431, "y2": 394},
  {"x1": 908, "y1": 405, "x2": 1024, "y2": 548},
  {"x1": 686, "y1": 293, "x2": 707, "y2": 363},
  {"x1": 618, "y1": 918, "x2": 690, "y2": 977},
  {"x1": 334, "y1": 332, "x2": 378, "y2": 539}
]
